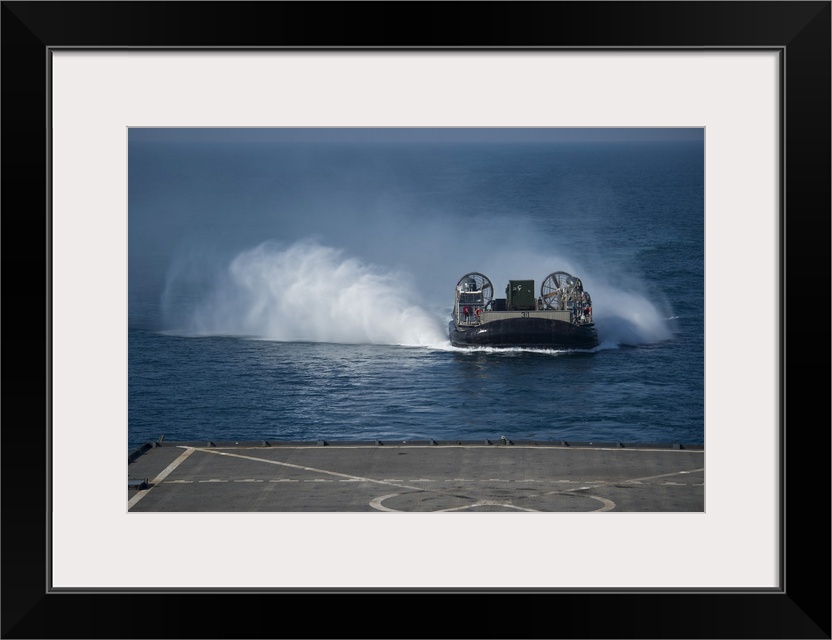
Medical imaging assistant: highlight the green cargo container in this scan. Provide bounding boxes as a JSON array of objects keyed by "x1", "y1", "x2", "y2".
[{"x1": 506, "y1": 280, "x2": 536, "y2": 310}]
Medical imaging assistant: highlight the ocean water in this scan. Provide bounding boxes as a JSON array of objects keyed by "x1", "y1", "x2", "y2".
[{"x1": 128, "y1": 133, "x2": 704, "y2": 451}]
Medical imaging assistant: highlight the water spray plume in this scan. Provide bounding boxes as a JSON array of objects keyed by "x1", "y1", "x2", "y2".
[
  {"x1": 162, "y1": 239, "x2": 449, "y2": 347},
  {"x1": 161, "y1": 237, "x2": 674, "y2": 350}
]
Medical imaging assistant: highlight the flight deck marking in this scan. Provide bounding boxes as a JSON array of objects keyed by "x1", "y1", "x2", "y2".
[
  {"x1": 369, "y1": 494, "x2": 402, "y2": 512},
  {"x1": 128, "y1": 447, "x2": 196, "y2": 509},
  {"x1": 191, "y1": 447, "x2": 427, "y2": 494},
  {"x1": 434, "y1": 501, "x2": 539, "y2": 512},
  {"x1": 194, "y1": 448, "x2": 549, "y2": 510},
  {"x1": 369, "y1": 494, "x2": 540, "y2": 512},
  {"x1": 623, "y1": 468, "x2": 704, "y2": 484},
  {"x1": 524, "y1": 467, "x2": 705, "y2": 512},
  {"x1": 369, "y1": 492, "x2": 612, "y2": 512},
  {"x1": 158, "y1": 447, "x2": 701, "y2": 514}
]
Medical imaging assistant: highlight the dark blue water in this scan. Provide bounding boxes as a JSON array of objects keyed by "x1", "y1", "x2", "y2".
[{"x1": 128, "y1": 135, "x2": 704, "y2": 451}]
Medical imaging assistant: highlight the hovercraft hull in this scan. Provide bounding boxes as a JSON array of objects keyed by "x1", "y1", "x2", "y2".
[{"x1": 449, "y1": 317, "x2": 598, "y2": 350}]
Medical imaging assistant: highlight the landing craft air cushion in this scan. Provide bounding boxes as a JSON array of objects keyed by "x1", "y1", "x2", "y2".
[{"x1": 448, "y1": 271, "x2": 598, "y2": 349}]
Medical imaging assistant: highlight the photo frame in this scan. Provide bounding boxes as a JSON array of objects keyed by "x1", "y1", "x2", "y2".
[{"x1": 3, "y1": 2, "x2": 829, "y2": 638}]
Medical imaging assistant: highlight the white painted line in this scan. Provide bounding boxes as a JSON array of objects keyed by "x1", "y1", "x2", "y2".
[
  {"x1": 589, "y1": 496, "x2": 617, "y2": 512},
  {"x1": 369, "y1": 494, "x2": 401, "y2": 512},
  {"x1": 128, "y1": 447, "x2": 196, "y2": 510},
  {"x1": 434, "y1": 500, "x2": 540, "y2": 513},
  {"x1": 369, "y1": 493, "x2": 541, "y2": 513},
  {"x1": 628, "y1": 467, "x2": 704, "y2": 483},
  {"x1": 536, "y1": 488, "x2": 618, "y2": 512},
  {"x1": 195, "y1": 448, "x2": 427, "y2": 492}
]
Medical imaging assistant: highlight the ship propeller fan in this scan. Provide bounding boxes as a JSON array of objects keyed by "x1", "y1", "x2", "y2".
[
  {"x1": 456, "y1": 272, "x2": 494, "y2": 307},
  {"x1": 541, "y1": 271, "x2": 576, "y2": 310}
]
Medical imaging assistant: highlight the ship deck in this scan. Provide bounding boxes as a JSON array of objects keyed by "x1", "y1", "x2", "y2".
[{"x1": 128, "y1": 439, "x2": 704, "y2": 512}]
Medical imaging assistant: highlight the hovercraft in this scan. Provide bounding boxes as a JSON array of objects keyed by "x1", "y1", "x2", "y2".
[{"x1": 448, "y1": 271, "x2": 598, "y2": 349}]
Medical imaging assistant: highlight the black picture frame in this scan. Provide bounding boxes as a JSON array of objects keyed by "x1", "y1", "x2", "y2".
[{"x1": 2, "y1": 2, "x2": 829, "y2": 638}]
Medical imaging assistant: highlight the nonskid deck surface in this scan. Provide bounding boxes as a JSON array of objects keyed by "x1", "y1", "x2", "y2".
[{"x1": 128, "y1": 440, "x2": 704, "y2": 512}]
